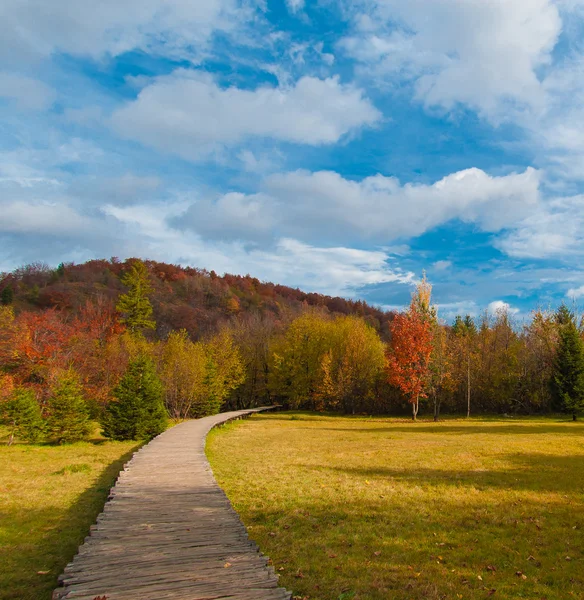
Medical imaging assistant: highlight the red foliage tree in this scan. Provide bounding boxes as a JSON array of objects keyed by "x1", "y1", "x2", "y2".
[{"x1": 387, "y1": 306, "x2": 433, "y2": 420}]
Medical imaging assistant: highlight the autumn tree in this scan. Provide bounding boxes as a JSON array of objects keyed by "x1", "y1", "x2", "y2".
[
  {"x1": 551, "y1": 305, "x2": 584, "y2": 420},
  {"x1": 0, "y1": 387, "x2": 44, "y2": 445},
  {"x1": 157, "y1": 329, "x2": 206, "y2": 419},
  {"x1": 429, "y1": 322, "x2": 454, "y2": 421},
  {"x1": 203, "y1": 330, "x2": 245, "y2": 415},
  {"x1": 387, "y1": 279, "x2": 434, "y2": 420},
  {"x1": 452, "y1": 314, "x2": 477, "y2": 417},
  {"x1": 520, "y1": 309, "x2": 558, "y2": 411},
  {"x1": 46, "y1": 372, "x2": 91, "y2": 443},
  {"x1": 116, "y1": 260, "x2": 156, "y2": 332},
  {"x1": 269, "y1": 312, "x2": 331, "y2": 409},
  {"x1": 317, "y1": 316, "x2": 386, "y2": 414},
  {"x1": 228, "y1": 314, "x2": 281, "y2": 410},
  {"x1": 102, "y1": 355, "x2": 167, "y2": 440}
]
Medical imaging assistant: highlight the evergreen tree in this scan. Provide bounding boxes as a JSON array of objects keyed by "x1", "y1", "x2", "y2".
[
  {"x1": 1, "y1": 286, "x2": 13, "y2": 305},
  {"x1": 0, "y1": 387, "x2": 44, "y2": 445},
  {"x1": 116, "y1": 261, "x2": 156, "y2": 332},
  {"x1": 46, "y1": 372, "x2": 91, "y2": 443},
  {"x1": 102, "y1": 355, "x2": 168, "y2": 440},
  {"x1": 551, "y1": 305, "x2": 584, "y2": 420}
]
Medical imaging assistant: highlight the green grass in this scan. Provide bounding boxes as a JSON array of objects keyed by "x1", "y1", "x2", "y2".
[
  {"x1": 0, "y1": 427, "x2": 141, "y2": 600},
  {"x1": 207, "y1": 413, "x2": 584, "y2": 600}
]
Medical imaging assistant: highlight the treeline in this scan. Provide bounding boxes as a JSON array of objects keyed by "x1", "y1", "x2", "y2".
[{"x1": 1, "y1": 259, "x2": 583, "y2": 444}]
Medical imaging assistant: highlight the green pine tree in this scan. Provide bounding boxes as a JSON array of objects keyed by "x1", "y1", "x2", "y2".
[
  {"x1": 116, "y1": 261, "x2": 156, "y2": 332},
  {"x1": 46, "y1": 373, "x2": 91, "y2": 443},
  {"x1": 0, "y1": 387, "x2": 44, "y2": 445},
  {"x1": 551, "y1": 305, "x2": 584, "y2": 420},
  {"x1": 1, "y1": 286, "x2": 13, "y2": 305},
  {"x1": 102, "y1": 355, "x2": 168, "y2": 441}
]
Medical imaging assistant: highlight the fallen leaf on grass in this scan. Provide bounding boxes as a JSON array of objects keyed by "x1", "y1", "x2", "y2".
[
  {"x1": 37, "y1": 571, "x2": 50, "y2": 575},
  {"x1": 224, "y1": 562, "x2": 232, "y2": 568}
]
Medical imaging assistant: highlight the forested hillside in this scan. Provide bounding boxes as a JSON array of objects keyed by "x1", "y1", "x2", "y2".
[
  {"x1": 0, "y1": 259, "x2": 390, "y2": 338},
  {"x1": 1, "y1": 258, "x2": 583, "y2": 445}
]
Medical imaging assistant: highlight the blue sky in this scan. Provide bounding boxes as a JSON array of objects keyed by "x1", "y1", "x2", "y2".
[{"x1": 2, "y1": 0, "x2": 584, "y2": 319}]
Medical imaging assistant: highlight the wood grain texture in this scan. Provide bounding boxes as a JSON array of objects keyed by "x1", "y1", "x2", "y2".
[{"x1": 53, "y1": 409, "x2": 292, "y2": 600}]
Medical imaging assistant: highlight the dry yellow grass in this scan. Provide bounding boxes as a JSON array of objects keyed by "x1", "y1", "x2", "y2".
[
  {"x1": 0, "y1": 429, "x2": 141, "y2": 600},
  {"x1": 207, "y1": 413, "x2": 584, "y2": 600}
]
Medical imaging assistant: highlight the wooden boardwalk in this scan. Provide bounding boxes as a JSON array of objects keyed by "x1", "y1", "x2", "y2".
[{"x1": 53, "y1": 409, "x2": 292, "y2": 600}]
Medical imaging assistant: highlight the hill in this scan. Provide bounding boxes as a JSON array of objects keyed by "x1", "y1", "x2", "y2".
[{"x1": 0, "y1": 258, "x2": 393, "y2": 341}]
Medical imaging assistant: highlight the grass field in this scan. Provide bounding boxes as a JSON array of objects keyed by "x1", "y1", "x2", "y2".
[
  {"x1": 0, "y1": 427, "x2": 141, "y2": 600},
  {"x1": 207, "y1": 413, "x2": 584, "y2": 600}
]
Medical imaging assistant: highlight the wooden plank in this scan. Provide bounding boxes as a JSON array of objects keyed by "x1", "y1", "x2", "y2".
[{"x1": 53, "y1": 408, "x2": 292, "y2": 600}]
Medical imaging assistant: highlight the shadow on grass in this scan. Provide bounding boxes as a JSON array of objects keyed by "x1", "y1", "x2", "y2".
[
  {"x1": 237, "y1": 490, "x2": 584, "y2": 600},
  {"x1": 319, "y1": 452, "x2": 584, "y2": 494},
  {"x1": 0, "y1": 446, "x2": 139, "y2": 600},
  {"x1": 323, "y1": 423, "x2": 584, "y2": 436}
]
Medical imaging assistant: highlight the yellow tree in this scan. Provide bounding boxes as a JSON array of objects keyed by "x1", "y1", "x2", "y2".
[
  {"x1": 269, "y1": 312, "x2": 332, "y2": 410},
  {"x1": 318, "y1": 316, "x2": 386, "y2": 414},
  {"x1": 157, "y1": 330, "x2": 206, "y2": 419}
]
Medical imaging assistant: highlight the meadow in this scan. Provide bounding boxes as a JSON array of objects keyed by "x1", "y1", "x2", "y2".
[
  {"x1": 0, "y1": 427, "x2": 141, "y2": 600},
  {"x1": 207, "y1": 413, "x2": 584, "y2": 600}
]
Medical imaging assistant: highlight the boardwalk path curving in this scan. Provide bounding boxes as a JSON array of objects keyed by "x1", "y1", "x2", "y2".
[{"x1": 53, "y1": 408, "x2": 292, "y2": 600}]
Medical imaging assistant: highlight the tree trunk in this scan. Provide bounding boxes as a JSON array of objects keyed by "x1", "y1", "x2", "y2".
[
  {"x1": 466, "y1": 357, "x2": 471, "y2": 418},
  {"x1": 8, "y1": 431, "x2": 14, "y2": 446},
  {"x1": 412, "y1": 396, "x2": 419, "y2": 421},
  {"x1": 573, "y1": 413, "x2": 577, "y2": 421},
  {"x1": 433, "y1": 391, "x2": 438, "y2": 422}
]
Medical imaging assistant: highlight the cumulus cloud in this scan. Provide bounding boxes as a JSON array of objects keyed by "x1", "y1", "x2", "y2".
[
  {"x1": 340, "y1": 0, "x2": 561, "y2": 120},
  {"x1": 567, "y1": 284, "x2": 584, "y2": 298},
  {"x1": 110, "y1": 72, "x2": 380, "y2": 159},
  {"x1": 0, "y1": 0, "x2": 246, "y2": 65},
  {"x1": 496, "y1": 195, "x2": 584, "y2": 258},
  {"x1": 487, "y1": 300, "x2": 520, "y2": 315},
  {"x1": 101, "y1": 203, "x2": 417, "y2": 297},
  {"x1": 0, "y1": 201, "x2": 96, "y2": 236},
  {"x1": 178, "y1": 166, "x2": 541, "y2": 244}
]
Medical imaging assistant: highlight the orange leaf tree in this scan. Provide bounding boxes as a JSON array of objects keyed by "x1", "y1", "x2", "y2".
[{"x1": 387, "y1": 304, "x2": 433, "y2": 421}]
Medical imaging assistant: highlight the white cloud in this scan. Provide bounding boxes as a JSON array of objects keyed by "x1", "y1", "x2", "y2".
[
  {"x1": 487, "y1": 300, "x2": 520, "y2": 315},
  {"x1": 433, "y1": 260, "x2": 452, "y2": 271},
  {"x1": 69, "y1": 173, "x2": 162, "y2": 206},
  {"x1": 0, "y1": 72, "x2": 55, "y2": 110},
  {"x1": 179, "y1": 166, "x2": 541, "y2": 244},
  {"x1": 340, "y1": 0, "x2": 561, "y2": 120},
  {"x1": 437, "y1": 300, "x2": 480, "y2": 320},
  {"x1": 567, "y1": 284, "x2": 584, "y2": 298},
  {"x1": 286, "y1": 0, "x2": 305, "y2": 14},
  {"x1": 110, "y1": 71, "x2": 380, "y2": 159},
  {"x1": 497, "y1": 195, "x2": 584, "y2": 258},
  {"x1": 103, "y1": 203, "x2": 416, "y2": 297},
  {"x1": 0, "y1": 0, "x2": 246, "y2": 65},
  {"x1": 0, "y1": 201, "x2": 95, "y2": 235}
]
